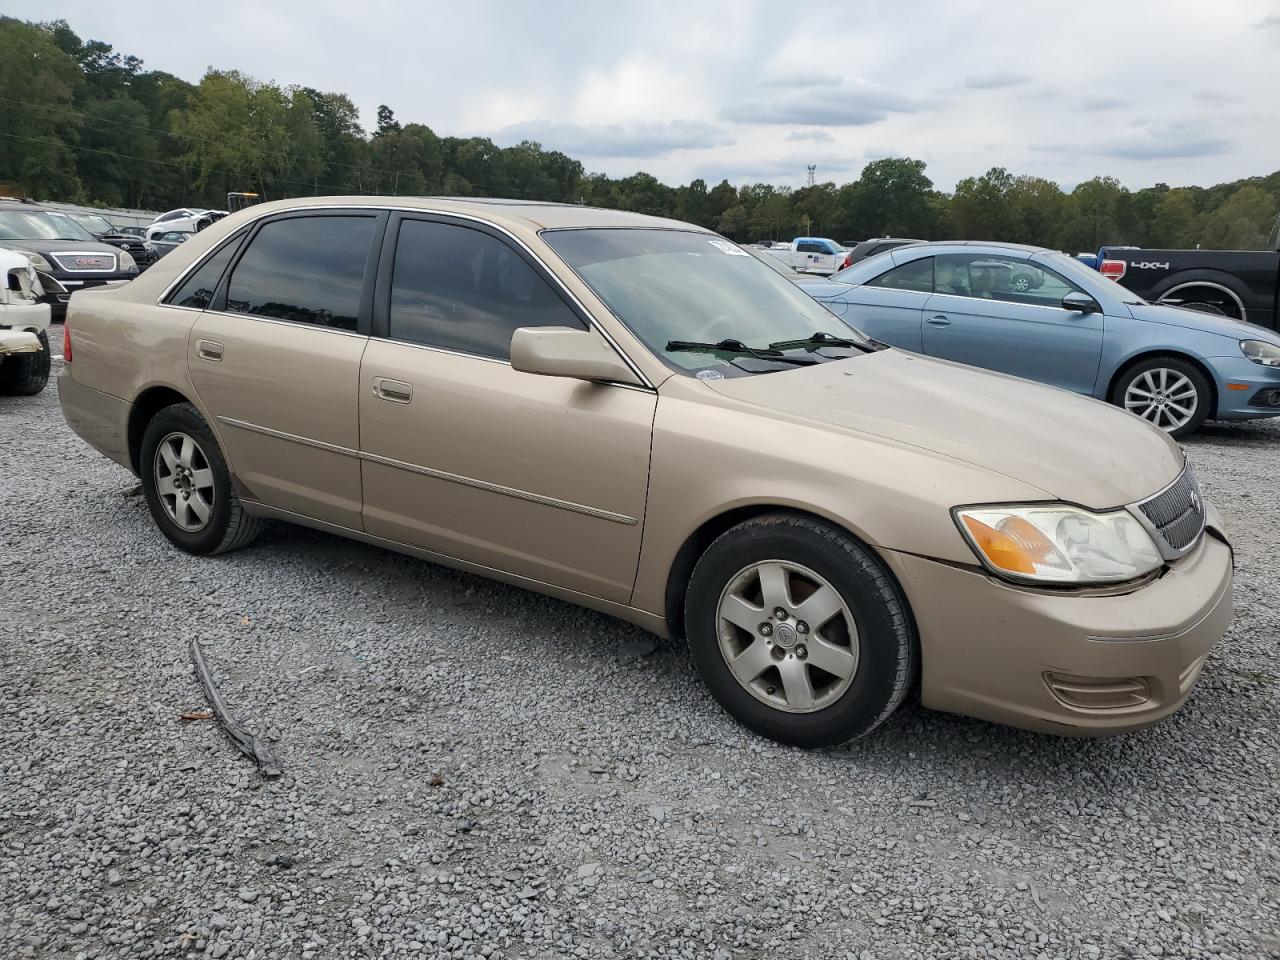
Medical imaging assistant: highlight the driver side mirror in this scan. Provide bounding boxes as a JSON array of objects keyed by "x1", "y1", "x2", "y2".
[
  {"x1": 1062, "y1": 291, "x2": 1099, "y2": 314},
  {"x1": 510, "y1": 327, "x2": 641, "y2": 385}
]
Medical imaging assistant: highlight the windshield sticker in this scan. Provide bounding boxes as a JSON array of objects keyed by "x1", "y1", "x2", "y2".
[
  {"x1": 707, "y1": 240, "x2": 749, "y2": 257},
  {"x1": 695, "y1": 368, "x2": 725, "y2": 380}
]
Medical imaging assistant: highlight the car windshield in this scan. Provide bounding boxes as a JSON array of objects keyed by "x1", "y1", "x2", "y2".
[
  {"x1": 0, "y1": 209, "x2": 97, "y2": 242},
  {"x1": 542, "y1": 228, "x2": 869, "y2": 374},
  {"x1": 1041, "y1": 251, "x2": 1147, "y2": 305},
  {"x1": 71, "y1": 213, "x2": 115, "y2": 234}
]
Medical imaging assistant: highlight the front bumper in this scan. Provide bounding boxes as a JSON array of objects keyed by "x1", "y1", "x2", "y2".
[
  {"x1": 883, "y1": 527, "x2": 1234, "y2": 735},
  {"x1": 1209, "y1": 355, "x2": 1280, "y2": 421}
]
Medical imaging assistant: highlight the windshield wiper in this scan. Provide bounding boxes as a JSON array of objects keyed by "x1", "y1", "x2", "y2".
[
  {"x1": 666, "y1": 338, "x2": 820, "y2": 366},
  {"x1": 768, "y1": 331, "x2": 864, "y2": 350}
]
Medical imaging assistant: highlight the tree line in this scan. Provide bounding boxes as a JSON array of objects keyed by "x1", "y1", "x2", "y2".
[{"x1": 2, "y1": 16, "x2": 1278, "y2": 252}]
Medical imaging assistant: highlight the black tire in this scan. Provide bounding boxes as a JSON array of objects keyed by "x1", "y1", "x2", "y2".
[
  {"x1": 0, "y1": 329, "x2": 51, "y2": 396},
  {"x1": 1110, "y1": 355, "x2": 1213, "y2": 439},
  {"x1": 140, "y1": 402, "x2": 263, "y2": 555},
  {"x1": 684, "y1": 513, "x2": 917, "y2": 748}
]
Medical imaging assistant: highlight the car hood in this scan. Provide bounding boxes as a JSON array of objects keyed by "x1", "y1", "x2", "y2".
[
  {"x1": 706, "y1": 348, "x2": 1183, "y2": 509},
  {"x1": 1127, "y1": 301, "x2": 1280, "y2": 343},
  {"x1": 1, "y1": 238, "x2": 123, "y2": 256}
]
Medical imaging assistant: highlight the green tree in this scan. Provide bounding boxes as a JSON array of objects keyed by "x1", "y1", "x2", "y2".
[
  {"x1": 1058, "y1": 176, "x2": 1129, "y2": 251},
  {"x1": 950, "y1": 167, "x2": 1019, "y2": 241},
  {"x1": 1148, "y1": 188, "x2": 1200, "y2": 248},
  {"x1": 840, "y1": 158, "x2": 935, "y2": 238},
  {"x1": 1196, "y1": 185, "x2": 1278, "y2": 250},
  {"x1": 0, "y1": 18, "x2": 83, "y2": 198}
]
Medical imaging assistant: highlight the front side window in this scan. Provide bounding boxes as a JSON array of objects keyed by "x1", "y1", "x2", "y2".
[
  {"x1": 542, "y1": 228, "x2": 870, "y2": 374},
  {"x1": 935, "y1": 254, "x2": 1084, "y2": 307},
  {"x1": 166, "y1": 231, "x2": 245, "y2": 309},
  {"x1": 387, "y1": 219, "x2": 584, "y2": 360},
  {"x1": 225, "y1": 216, "x2": 375, "y2": 331},
  {"x1": 865, "y1": 257, "x2": 934, "y2": 293}
]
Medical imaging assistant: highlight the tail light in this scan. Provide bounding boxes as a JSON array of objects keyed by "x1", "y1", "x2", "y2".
[
  {"x1": 1099, "y1": 259, "x2": 1127, "y2": 281},
  {"x1": 62, "y1": 321, "x2": 72, "y2": 362},
  {"x1": 841, "y1": 253, "x2": 854, "y2": 269}
]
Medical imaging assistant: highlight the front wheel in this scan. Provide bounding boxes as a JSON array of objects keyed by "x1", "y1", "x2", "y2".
[
  {"x1": 684, "y1": 514, "x2": 917, "y2": 747},
  {"x1": 140, "y1": 402, "x2": 263, "y2": 555},
  {"x1": 1111, "y1": 357, "x2": 1212, "y2": 439},
  {"x1": 0, "y1": 329, "x2": 51, "y2": 396}
]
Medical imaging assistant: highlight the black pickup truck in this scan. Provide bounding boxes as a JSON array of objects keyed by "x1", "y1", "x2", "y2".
[{"x1": 1097, "y1": 216, "x2": 1280, "y2": 330}]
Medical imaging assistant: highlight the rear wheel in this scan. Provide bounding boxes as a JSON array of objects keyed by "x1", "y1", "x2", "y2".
[
  {"x1": 684, "y1": 513, "x2": 917, "y2": 747},
  {"x1": 1111, "y1": 356, "x2": 1212, "y2": 439},
  {"x1": 0, "y1": 329, "x2": 51, "y2": 396},
  {"x1": 140, "y1": 403, "x2": 263, "y2": 555}
]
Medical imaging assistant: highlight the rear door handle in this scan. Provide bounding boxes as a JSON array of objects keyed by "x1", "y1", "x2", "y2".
[
  {"x1": 926, "y1": 315, "x2": 951, "y2": 326},
  {"x1": 372, "y1": 377, "x2": 413, "y2": 404},
  {"x1": 195, "y1": 339, "x2": 224, "y2": 361}
]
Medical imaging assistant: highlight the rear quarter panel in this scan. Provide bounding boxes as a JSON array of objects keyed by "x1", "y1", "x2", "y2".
[{"x1": 68, "y1": 286, "x2": 199, "y2": 405}]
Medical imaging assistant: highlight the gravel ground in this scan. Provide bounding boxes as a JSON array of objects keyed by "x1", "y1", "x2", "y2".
[{"x1": 3, "y1": 350, "x2": 1278, "y2": 960}]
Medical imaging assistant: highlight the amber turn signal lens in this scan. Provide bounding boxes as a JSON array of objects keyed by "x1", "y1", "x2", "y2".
[{"x1": 961, "y1": 515, "x2": 1060, "y2": 575}]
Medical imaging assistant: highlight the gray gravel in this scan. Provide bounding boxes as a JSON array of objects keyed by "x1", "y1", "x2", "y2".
[{"x1": 3, "y1": 353, "x2": 1278, "y2": 959}]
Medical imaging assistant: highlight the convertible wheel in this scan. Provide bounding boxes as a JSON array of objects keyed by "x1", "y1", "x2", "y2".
[
  {"x1": 1112, "y1": 357, "x2": 1211, "y2": 439},
  {"x1": 685, "y1": 513, "x2": 917, "y2": 747},
  {"x1": 140, "y1": 403, "x2": 263, "y2": 555},
  {"x1": 1012, "y1": 275, "x2": 1031, "y2": 292}
]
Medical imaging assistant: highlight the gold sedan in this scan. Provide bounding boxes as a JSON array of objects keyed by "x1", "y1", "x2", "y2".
[{"x1": 59, "y1": 198, "x2": 1232, "y2": 746}]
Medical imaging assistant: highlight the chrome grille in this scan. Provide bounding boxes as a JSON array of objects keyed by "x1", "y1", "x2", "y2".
[
  {"x1": 1136, "y1": 464, "x2": 1205, "y2": 553},
  {"x1": 50, "y1": 252, "x2": 117, "y2": 273}
]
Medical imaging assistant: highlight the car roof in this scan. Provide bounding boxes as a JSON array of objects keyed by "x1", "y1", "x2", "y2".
[
  {"x1": 226, "y1": 195, "x2": 707, "y2": 235},
  {"x1": 908, "y1": 240, "x2": 1046, "y2": 254}
]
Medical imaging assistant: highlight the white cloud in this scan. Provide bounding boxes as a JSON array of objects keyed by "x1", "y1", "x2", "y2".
[
  {"x1": 494, "y1": 119, "x2": 733, "y2": 157},
  {"x1": 963, "y1": 71, "x2": 1031, "y2": 90},
  {"x1": 786, "y1": 129, "x2": 835, "y2": 143},
  {"x1": 6, "y1": 0, "x2": 1274, "y2": 192}
]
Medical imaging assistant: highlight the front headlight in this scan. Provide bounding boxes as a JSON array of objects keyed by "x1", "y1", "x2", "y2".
[
  {"x1": 21, "y1": 251, "x2": 52, "y2": 272},
  {"x1": 1241, "y1": 339, "x2": 1280, "y2": 367},
  {"x1": 954, "y1": 504, "x2": 1163, "y2": 585},
  {"x1": 117, "y1": 250, "x2": 137, "y2": 271}
]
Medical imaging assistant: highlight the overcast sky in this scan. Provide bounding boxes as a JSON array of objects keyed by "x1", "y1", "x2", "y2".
[{"x1": 13, "y1": 0, "x2": 1280, "y2": 192}]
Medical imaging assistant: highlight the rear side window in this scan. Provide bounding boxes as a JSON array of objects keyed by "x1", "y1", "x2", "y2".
[
  {"x1": 796, "y1": 241, "x2": 821, "y2": 253},
  {"x1": 167, "y1": 234, "x2": 242, "y2": 310},
  {"x1": 387, "y1": 219, "x2": 584, "y2": 360},
  {"x1": 225, "y1": 216, "x2": 375, "y2": 331},
  {"x1": 865, "y1": 257, "x2": 933, "y2": 292}
]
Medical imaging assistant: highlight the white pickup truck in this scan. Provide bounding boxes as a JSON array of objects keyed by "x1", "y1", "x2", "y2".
[{"x1": 759, "y1": 237, "x2": 848, "y2": 276}]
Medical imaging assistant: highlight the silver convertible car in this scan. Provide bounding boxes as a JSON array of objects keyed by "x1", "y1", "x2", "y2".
[{"x1": 805, "y1": 241, "x2": 1280, "y2": 438}]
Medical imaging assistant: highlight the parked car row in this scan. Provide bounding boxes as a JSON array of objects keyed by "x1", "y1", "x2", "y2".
[
  {"x1": 58, "y1": 197, "x2": 1233, "y2": 750},
  {"x1": 0, "y1": 198, "x2": 141, "y2": 323}
]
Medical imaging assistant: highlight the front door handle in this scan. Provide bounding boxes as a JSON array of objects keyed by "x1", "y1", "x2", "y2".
[
  {"x1": 372, "y1": 377, "x2": 413, "y2": 404},
  {"x1": 195, "y1": 339, "x2": 224, "y2": 361},
  {"x1": 925, "y1": 315, "x2": 951, "y2": 326}
]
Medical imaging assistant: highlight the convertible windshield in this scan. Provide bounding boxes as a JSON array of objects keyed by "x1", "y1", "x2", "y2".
[
  {"x1": 1042, "y1": 251, "x2": 1147, "y2": 305},
  {"x1": 542, "y1": 228, "x2": 869, "y2": 374},
  {"x1": 0, "y1": 210, "x2": 97, "y2": 242}
]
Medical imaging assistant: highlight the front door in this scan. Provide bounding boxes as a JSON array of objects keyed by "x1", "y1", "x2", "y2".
[
  {"x1": 186, "y1": 211, "x2": 383, "y2": 529},
  {"x1": 921, "y1": 253, "x2": 1105, "y2": 394},
  {"x1": 843, "y1": 255, "x2": 933, "y2": 351},
  {"x1": 358, "y1": 215, "x2": 656, "y2": 602}
]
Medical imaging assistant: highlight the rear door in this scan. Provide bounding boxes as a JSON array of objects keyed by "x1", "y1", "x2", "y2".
[
  {"x1": 358, "y1": 214, "x2": 656, "y2": 602},
  {"x1": 922, "y1": 253, "x2": 1104, "y2": 394},
  {"x1": 186, "y1": 210, "x2": 384, "y2": 528},
  {"x1": 841, "y1": 256, "x2": 933, "y2": 351}
]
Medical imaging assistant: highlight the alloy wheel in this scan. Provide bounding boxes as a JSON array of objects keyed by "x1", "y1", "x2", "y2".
[
  {"x1": 153, "y1": 431, "x2": 215, "y2": 531},
  {"x1": 715, "y1": 560, "x2": 859, "y2": 713},
  {"x1": 1123, "y1": 368, "x2": 1198, "y2": 432}
]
